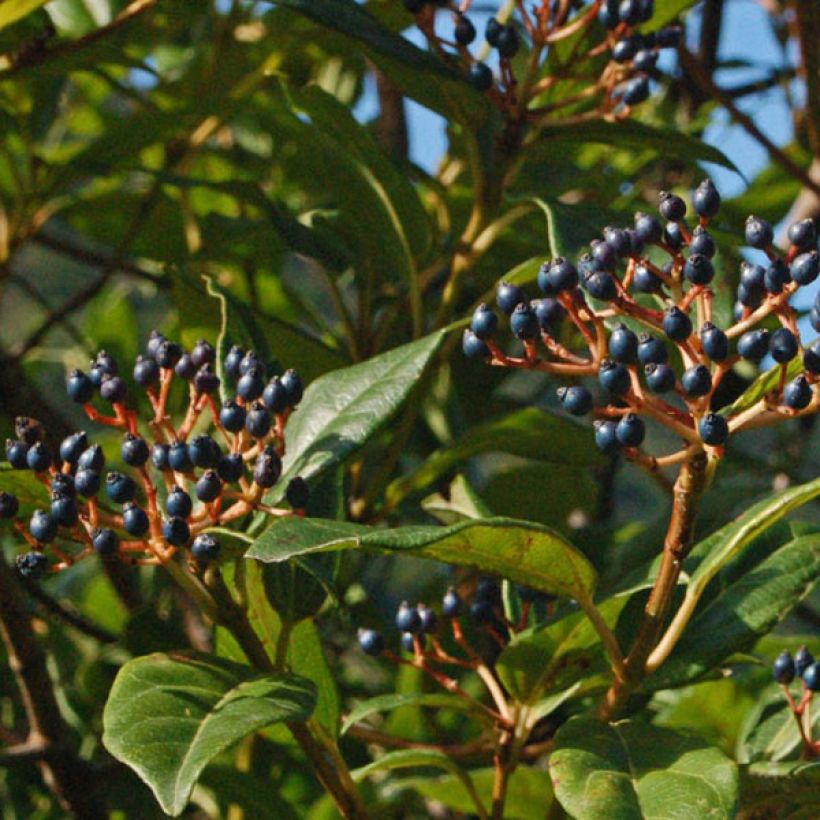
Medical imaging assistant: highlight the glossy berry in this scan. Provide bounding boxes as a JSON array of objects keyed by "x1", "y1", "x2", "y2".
[
  {"x1": 737, "y1": 282, "x2": 762, "y2": 309},
  {"x1": 616, "y1": 413, "x2": 645, "y2": 447},
  {"x1": 790, "y1": 251, "x2": 819, "y2": 286},
  {"x1": 795, "y1": 647, "x2": 814, "y2": 677},
  {"x1": 772, "y1": 650, "x2": 795, "y2": 684},
  {"x1": 0, "y1": 491, "x2": 19, "y2": 518},
  {"x1": 166, "y1": 487, "x2": 193, "y2": 519},
  {"x1": 496, "y1": 281, "x2": 527, "y2": 315},
  {"x1": 644, "y1": 363, "x2": 676, "y2": 393},
  {"x1": 471, "y1": 304, "x2": 498, "y2": 340},
  {"x1": 400, "y1": 632, "x2": 417, "y2": 653},
  {"x1": 584, "y1": 271, "x2": 617, "y2": 301},
  {"x1": 121, "y1": 433, "x2": 149, "y2": 467},
  {"x1": 174, "y1": 354, "x2": 197, "y2": 381},
  {"x1": 787, "y1": 218, "x2": 816, "y2": 251},
  {"x1": 194, "y1": 364, "x2": 220, "y2": 395},
  {"x1": 17, "y1": 551, "x2": 49, "y2": 579},
  {"x1": 217, "y1": 453, "x2": 244, "y2": 484},
  {"x1": 744, "y1": 215, "x2": 773, "y2": 249},
  {"x1": 769, "y1": 328, "x2": 798, "y2": 363},
  {"x1": 51, "y1": 494, "x2": 78, "y2": 526},
  {"x1": 618, "y1": 0, "x2": 641, "y2": 24},
  {"x1": 681, "y1": 365, "x2": 712, "y2": 398},
  {"x1": 123, "y1": 503, "x2": 149, "y2": 537},
  {"x1": 253, "y1": 446, "x2": 282, "y2": 488},
  {"x1": 689, "y1": 226, "x2": 716, "y2": 258},
  {"x1": 548, "y1": 257, "x2": 579, "y2": 291},
  {"x1": 591, "y1": 239, "x2": 617, "y2": 271},
  {"x1": 51, "y1": 473, "x2": 75, "y2": 498},
  {"x1": 236, "y1": 366, "x2": 265, "y2": 402},
  {"x1": 78, "y1": 444, "x2": 104, "y2": 472},
  {"x1": 66, "y1": 369, "x2": 95, "y2": 403},
  {"x1": 621, "y1": 74, "x2": 649, "y2": 106},
  {"x1": 418, "y1": 605, "x2": 438, "y2": 633},
  {"x1": 106, "y1": 472, "x2": 136, "y2": 504},
  {"x1": 223, "y1": 345, "x2": 245, "y2": 381},
  {"x1": 168, "y1": 442, "x2": 194, "y2": 473},
  {"x1": 454, "y1": 15, "x2": 476, "y2": 45},
  {"x1": 396, "y1": 601, "x2": 422, "y2": 634},
  {"x1": 633, "y1": 264, "x2": 662, "y2": 294},
  {"x1": 189, "y1": 434, "x2": 221, "y2": 469},
  {"x1": 6, "y1": 439, "x2": 29, "y2": 469},
  {"x1": 692, "y1": 178, "x2": 720, "y2": 218},
  {"x1": 557, "y1": 385, "x2": 593, "y2": 416},
  {"x1": 632, "y1": 49, "x2": 657, "y2": 72},
  {"x1": 152, "y1": 444, "x2": 170, "y2": 471},
  {"x1": 737, "y1": 329, "x2": 770, "y2": 362},
  {"x1": 442, "y1": 587, "x2": 462, "y2": 617},
  {"x1": 358, "y1": 629, "x2": 384, "y2": 656},
  {"x1": 783, "y1": 376, "x2": 812, "y2": 411},
  {"x1": 262, "y1": 378, "x2": 288, "y2": 413},
  {"x1": 804, "y1": 340, "x2": 820, "y2": 375},
  {"x1": 469, "y1": 598, "x2": 494, "y2": 624},
  {"x1": 146, "y1": 330, "x2": 166, "y2": 358},
  {"x1": 162, "y1": 516, "x2": 190, "y2": 547},
  {"x1": 637, "y1": 334, "x2": 668, "y2": 365},
  {"x1": 700, "y1": 323, "x2": 728, "y2": 362},
  {"x1": 496, "y1": 25, "x2": 519, "y2": 58},
  {"x1": 608, "y1": 324, "x2": 638, "y2": 363},
  {"x1": 683, "y1": 254, "x2": 714, "y2": 285},
  {"x1": 602, "y1": 227, "x2": 630, "y2": 259},
  {"x1": 626, "y1": 229, "x2": 645, "y2": 256},
  {"x1": 699, "y1": 412, "x2": 729, "y2": 446},
  {"x1": 100, "y1": 375, "x2": 127, "y2": 404},
  {"x1": 30, "y1": 509, "x2": 57, "y2": 543},
  {"x1": 191, "y1": 533, "x2": 221, "y2": 563},
  {"x1": 594, "y1": 420, "x2": 621, "y2": 455},
  {"x1": 659, "y1": 191, "x2": 686, "y2": 222},
  {"x1": 664, "y1": 221, "x2": 684, "y2": 250},
  {"x1": 485, "y1": 18, "x2": 503, "y2": 45},
  {"x1": 598, "y1": 359, "x2": 631, "y2": 395},
  {"x1": 537, "y1": 262, "x2": 557, "y2": 296},
  {"x1": 510, "y1": 303, "x2": 539, "y2": 340},
  {"x1": 764, "y1": 259, "x2": 790, "y2": 294},
  {"x1": 219, "y1": 400, "x2": 246, "y2": 432},
  {"x1": 534, "y1": 298, "x2": 565, "y2": 330},
  {"x1": 468, "y1": 62, "x2": 493, "y2": 92},
  {"x1": 92, "y1": 528, "x2": 119, "y2": 556},
  {"x1": 191, "y1": 339, "x2": 215, "y2": 369},
  {"x1": 26, "y1": 442, "x2": 52, "y2": 473},
  {"x1": 59, "y1": 431, "x2": 88, "y2": 465},
  {"x1": 195, "y1": 470, "x2": 222, "y2": 503},
  {"x1": 740, "y1": 261, "x2": 766, "y2": 292},
  {"x1": 462, "y1": 330, "x2": 490, "y2": 359},
  {"x1": 281, "y1": 370, "x2": 304, "y2": 407},
  {"x1": 634, "y1": 212, "x2": 662, "y2": 244},
  {"x1": 804, "y1": 663, "x2": 820, "y2": 692},
  {"x1": 74, "y1": 469, "x2": 101, "y2": 498},
  {"x1": 286, "y1": 477, "x2": 310, "y2": 509},
  {"x1": 657, "y1": 25, "x2": 682, "y2": 46},
  {"x1": 612, "y1": 38, "x2": 636, "y2": 63},
  {"x1": 154, "y1": 340, "x2": 183, "y2": 369},
  {"x1": 662, "y1": 307, "x2": 692, "y2": 342}
]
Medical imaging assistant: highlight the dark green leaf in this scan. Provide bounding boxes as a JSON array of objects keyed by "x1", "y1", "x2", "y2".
[
  {"x1": 739, "y1": 761, "x2": 820, "y2": 817},
  {"x1": 550, "y1": 716, "x2": 738, "y2": 819},
  {"x1": 532, "y1": 198, "x2": 625, "y2": 260},
  {"x1": 0, "y1": 0, "x2": 49, "y2": 31},
  {"x1": 102, "y1": 652, "x2": 316, "y2": 816},
  {"x1": 719, "y1": 357, "x2": 804, "y2": 417},
  {"x1": 341, "y1": 692, "x2": 477, "y2": 735}
]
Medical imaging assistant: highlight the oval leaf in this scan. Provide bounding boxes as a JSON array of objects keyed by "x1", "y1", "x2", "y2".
[
  {"x1": 341, "y1": 692, "x2": 477, "y2": 735},
  {"x1": 550, "y1": 716, "x2": 739, "y2": 819},
  {"x1": 102, "y1": 652, "x2": 316, "y2": 816}
]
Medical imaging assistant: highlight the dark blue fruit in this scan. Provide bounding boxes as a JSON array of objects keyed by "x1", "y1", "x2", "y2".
[
  {"x1": 633, "y1": 265, "x2": 661, "y2": 295},
  {"x1": 262, "y1": 378, "x2": 288, "y2": 413},
  {"x1": 645, "y1": 363, "x2": 676, "y2": 393},
  {"x1": 26, "y1": 442, "x2": 52, "y2": 473},
  {"x1": 471, "y1": 304, "x2": 498, "y2": 340},
  {"x1": 78, "y1": 444, "x2": 104, "y2": 472},
  {"x1": 66, "y1": 369, "x2": 95, "y2": 403},
  {"x1": 51, "y1": 494, "x2": 78, "y2": 526},
  {"x1": 396, "y1": 601, "x2": 422, "y2": 634},
  {"x1": 30, "y1": 509, "x2": 57, "y2": 543},
  {"x1": 700, "y1": 323, "x2": 728, "y2": 362},
  {"x1": 534, "y1": 298, "x2": 565, "y2": 330},
  {"x1": 6, "y1": 439, "x2": 29, "y2": 469},
  {"x1": 442, "y1": 587, "x2": 462, "y2": 617},
  {"x1": 191, "y1": 339, "x2": 216, "y2": 369},
  {"x1": 168, "y1": 442, "x2": 194, "y2": 473},
  {"x1": 662, "y1": 307, "x2": 692, "y2": 342},
  {"x1": 787, "y1": 218, "x2": 816, "y2": 251},
  {"x1": 286, "y1": 477, "x2": 310, "y2": 509},
  {"x1": 772, "y1": 650, "x2": 795, "y2": 684},
  {"x1": 689, "y1": 226, "x2": 715, "y2": 258},
  {"x1": 616, "y1": 413, "x2": 645, "y2": 447},
  {"x1": 804, "y1": 340, "x2": 820, "y2": 375},
  {"x1": 60, "y1": 431, "x2": 88, "y2": 465},
  {"x1": 100, "y1": 375, "x2": 127, "y2": 404},
  {"x1": 0, "y1": 491, "x2": 19, "y2": 518},
  {"x1": 146, "y1": 330, "x2": 166, "y2": 359},
  {"x1": 154, "y1": 340, "x2": 183, "y2": 369},
  {"x1": 281, "y1": 370, "x2": 304, "y2": 407},
  {"x1": 634, "y1": 212, "x2": 662, "y2": 244},
  {"x1": 189, "y1": 435, "x2": 221, "y2": 469},
  {"x1": 744, "y1": 215, "x2": 773, "y2": 249},
  {"x1": 174, "y1": 354, "x2": 197, "y2": 381},
  {"x1": 219, "y1": 400, "x2": 246, "y2": 433},
  {"x1": 598, "y1": 359, "x2": 631, "y2": 395},
  {"x1": 584, "y1": 271, "x2": 617, "y2": 301},
  {"x1": 51, "y1": 473, "x2": 75, "y2": 498},
  {"x1": 17, "y1": 551, "x2": 49, "y2": 579},
  {"x1": 699, "y1": 413, "x2": 729, "y2": 446},
  {"x1": 191, "y1": 533, "x2": 220, "y2": 562},
  {"x1": 594, "y1": 420, "x2": 621, "y2": 454},
  {"x1": 769, "y1": 328, "x2": 798, "y2": 363},
  {"x1": 74, "y1": 469, "x2": 101, "y2": 498},
  {"x1": 790, "y1": 251, "x2": 819, "y2": 286},
  {"x1": 637, "y1": 334, "x2": 668, "y2": 365},
  {"x1": 121, "y1": 433, "x2": 149, "y2": 467},
  {"x1": 236, "y1": 366, "x2": 265, "y2": 402},
  {"x1": 166, "y1": 487, "x2": 193, "y2": 519},
  {"x1": 683, "y1": 254, "x2": 714, "y2": 285},
  {"x1": 462, "y1": 330, "x2": 490, "y2": 359},
  {"x1": 92, "y1": 528, "x2": 119, "y2": 556},
  {"x1": 782, "y1": 376, "x2": 812, "y2": 410},
  {"x1": 603, "y1": 227, "x2": 630, "y2": 258},
  {"x1": 737, "y1": 329, "x2": 770, "y2": 362},
  {"x1": 469, "y1": 598, "x2": 495, "y2": 624},
  {"x1": 454, "y1": 15, "x2": 476, "y2": 46},
  {"x1": 152, "y1": 444, "x2": 170, "y2": 471},
  {"x1": 245, "y1": 402, "x2": 271, "y2": 438},
  {"x1": 195, "y1": 470, "x2": 222, "y2": 503},
  {"x1": 795, "y1": 646, "x2": 814, "y2": 677},
  {"x1": 418, "y1": 605, "x2": 438, "y2": 633},
  {"x1": 468, "y1": 61, "x2": 493, "y2": 92},
  {"x1": 106, "y1": 472, "x2": 136, "y2": 504},
  {"x1": 693, "y1": 178, "x2": 720, "y2": 218},
  {"x1": 632, "y1": 49, "x2": 657, "y2": 72},
  {"x1": 803, "y1": 662, "x2": 820, "y2": 692},
  {"x1": 496, "y1": 281, "x2": 527, "y2": 315},
  {"x1": 621, "y1": 74, "x2": 649, "y2": 105},
  {"x1": 681, "y1": 364, "x2": 712, "y2": 397},
  {"x1": 658, "y1": 191, "x2": 686, "y2": 222},
  {"x1": 510, "y1": 303, "x2": 539, "y2": 340},
  {"x1": 253, "y1": 445, "x2": 282, "y2": 488},
  {"x1": 765, "y1": 259, "x2": 790, "y2": 294},
  {"x1": 217, "y1": 453, "x2": 244, "y2": 484},
  {"x1": 557, "y1": 385, "x2": 593, "y2": 416},
  {"x1": 548, "y1": 257, "x2": 579, "y2": 291},
  {"x1": 194, "y1": 364, "x2": 220, "y2": 395},
  {"x1": 123, "y1": 503, "x2": 149, "y2": 537},
  {"x1": 223, "y1": 345, "x2": 244, "y2": 381},
  {"x1": 162, "y1": 516, "x2": 190, "y2": 547},
  {"x1": 591, "y1": 239, "x2": 617, "y2": 272},
  {"x1": 358, "y1": 629, "x2": 384, "y2": 656},
  {"x1": 608, "y1": 324, "x2": 638, "y2": 363}
]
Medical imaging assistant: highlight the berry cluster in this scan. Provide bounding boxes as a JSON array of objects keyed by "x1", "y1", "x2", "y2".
[
  {"x1": 403, "y1": 0, "x2": 680, "y2": 115},
  {"x1": 2, "y1": 333, "x2": 309, "y2": 579},
  {"x1": 772, "y1": 647, "x2": 820, "y2": 757},
  {"x1": 464, "y1": 181, "x2": 819, "y2": 467}
]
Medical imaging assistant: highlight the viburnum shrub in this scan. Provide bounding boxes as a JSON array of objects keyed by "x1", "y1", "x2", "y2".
[{"x1": 0, "y1": 0, "x2": 819, "y2": 818}]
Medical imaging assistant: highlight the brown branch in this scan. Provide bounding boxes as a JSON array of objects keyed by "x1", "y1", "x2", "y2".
[
  {"x1": 374, "y1": 70, "x2": 408, "y2": 161},
  {"x1": 794, "y1": 0, "x2": 820, "y2": 156}
]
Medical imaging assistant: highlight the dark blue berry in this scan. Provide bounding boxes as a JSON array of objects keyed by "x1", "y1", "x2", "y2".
[
  {"x1": 616, "y1": 413, "x2": 645, "y2": 447},
  {"x1": 74, "y1": 469, "x2": 101, "y2": 498},
  {"x1": 188, "y1": 434, "x2": 221, "y2": 469},
  {"x1": 26, "y1": 442, "x2": 52, "y2": 473},
  {"x1": 66, "y1": 369, "x2": 94, "y2": 403},
  {"x1": 772, "y1": 650, "x2": 795, "y2": 684},
  {"x1": 6, "y1": 439, "x2": 29, "y2": 469},
  {"x1": 700, "y1": 323, "x2": 728, "y2": 362},
  {"x1": 462, "y1": 329, "x2": 490, "y2": 359},
  {"x1": 30, "y1": 509, "x2": 57, "y2": 543},
  {"x1": 418, "y1": 605, "x2": 438, "y2": 633},
  {"x1": 485, "y1": 18, "x2": 503, "y2": 45},
  {"x1": 0, "y1": 491, "x2": 19, "y2": 519},
  {"x1": 612, "y1": 38, "x2": 636, "y2": 63},
  {"x1": 442, "y1": 587, "x2": 462, "y2": 617},
  {"x1": 194, "y1": 364, "x2": 220, "y2": 395},
  {"x1": 471, "y1": 304, "x2": 498, "y2": 340},
  {"x1": 618, "y1": 0, "x2": 641, "y2": 24},
  {"x1": 804, "y1": 662, "x2": 820, "y2": 692},
  {"x1": 146, "y1": 330, "x2": 165, "y2": 358},
  {"x1": 692, "y1": 178, "x2": 720, "y2": 219},
  {"x1": 591, "y1": 240, "x2": 617, "y2": 272},
  {"x1": 400, "y1": 632, "x2": 417, "y2": 653},
  {"x1": 584, "y1": 271, "x2": 617, "y2": 301},
  {"x1": 59, "y1": 431, "x2": 88, "y2": 465},
  {"x1": 262, "y1": 378, "x2": 288, "y2": 413},
  {"x1": 804, "y1": 340, "x2": 820, "y2": 375},
  {"x1": 795, "y1": 647, "x2": 814, "y2": 677},
  {"x1": 664, "y1": 221, "x2": 684, "y2": 250},
  {"x1": 633, "y1": 264, "x2": 662, "y2": 293},
  {"x1": 603, "y1": 228, "x2": 631, "y2": 259},
  {"x1": 239, "y1": 351, "x2": 265, "y2": 379},
  {"x1": 174, "y1": 354, "x2": 197, "y2": 381},
  {"x1": 598, "y1": 359, "x2": 631, "y2": 395},
  {"x1": 511, "y1": 303, "x2": 539, "y2": 340},
  {"x1": 621, "y1": 74, "x2": 649, "y2": 105},
  {"x1": 152, "y1": 443, "x2": 170, "y2": 471},
  {"x1": 737, "y1": 282, "x2": 763, "y2": 309},
  {"x1": 191, "y1": 533, "x2": 220, "y2": 563},
  {"x1": 217, "y1": 453, "x2": 244, "y2": 483},
  {"x1": 92, "y1": 528, "x2": 119, "y2": 556},
  {"x1": 557, "y1": 385, "x2": 593, "y2": 416},
  {"x1": 357, "y1": 629, "x2": 384, "y2": 656},
  {"x1": 659, "y1": 191, "x2": 686, "y2": 222},
  {"x1": 123, "y1": 502, "x2": 149, "y2": 537},
  {"x1": 744, "y1": 215, "x2": 773, "y2": 249},
  {"x1": 496, "y1": 25, "x2": 519, "y2": 58},
  {"x1": 469, "y1": 598, "x2": 495, "y2": 624},
  {"x1": 770, "y1": 328, "x2": 798, "y2": 363},
  {"x1": 537, "y1": 262, "x2": 557, "y2": 296},
  {"x1": 236, "y1": 366, "x2": 265, "y2": 402},
  {"x1": 496, "y1": 281, "x2": 527, "y2": 315},
  {"x1": 765, "y1": 259, "x2": 790, "y2": 294},
  {"x1": 51, "y1": 473, "x2": 75, "y2": 498},
  {"x1": 683, "y1": 254, "x2": 714, "y2": 285},
  {"x1": 166, "y1": 487, "x2": 193, "y2": 519},
  {"x1": 634, "y1": 212, "x2": 662, "y2": 244},
  {"x1": 223, "y1": 345, "x2": 245, "y2": 382},
  {"x1": 534, "y1": 298, "x2": 565, "y2": 330},
  {"x1": 656, "y1": 25, "x2": 682, "y2": 47},
  {"x1": 787, "y1": 219, "x2": 817, "y2": 251},
  {"x1": 94, "y1": 350, "x2": 118, "y2": 376},
  {"x1": 17, "y1": 551, "x2": 49, "y2": 579},
  {"x1": 594, "y1": 420, "x2": 621, "y2": 455},
  {"x1": 162, "y1": 516, "x2": 190, "y2": 547},
  {"x1": 286, "y1": 477, "x2": 310, "y2": 509},
  {"x1": 644, "y1": 362, "x2": 676, "y2": 393},
  {"x1": 168, "y1": 441, "x2": 194, "y2": 473},
  {"x1": 106, "y1": 472, "x2": 136, "y2": 504},
  {"x1": 191, "y1": 339, "x2": 215, "y2": 369},
  {"x1": 625, "y1": 229, "x2": 645, "y2": 256},
  {"x1": 790, "y1": 251, "x2": 819, "y2": 286},
  {"x1": 740, "y1": 261, "x2": 766, "y2": 292},
  {"x1": 219, "y1": 400, "x2": 246, "y2": 432},
  {"x1": 281, "y1": 369, "x2": 304, "y2": 407},
  {"x1": 689, "y1": 226, "x2": 715, "y2": 258},
  {"x1": 681, "y1": 364, "x2": 712, "y2": 397},
  {"x1": 154, "y1": 340, "x2": 183, "y2": 369},
  {"x1": 632, "y1": 49, "x2": 657, "y2": 72},
  {"x1": 195, "y1": 470, "x2": 222, "y2": 503},
  {"x1": 121, "y1": 433, "x2": 149, "y2": 467},
  {"x1": 396, "y1": 601, "x2": 422, "y2": 634},
  {"x1": 699, "y1": 412, "x2": 729, "y2": 446},
  {"x1": 608, "y1": 324, "x2": 638, "y2": 363},
  {"x1": 455, "y1": 15, "x2": 476, "y2": 45},
  {"x1": 51, "y1": 494, "x2": 78, "y2": 526},
  {"x1": 78, "y1": 444, "x2": 104, "y2": 472},
  {"x1": 468, "y1": 61, "x2": 493, "y2": 92},
  {"x1": 253, "y1": 445, "x2": 282, "y2": 488},
  {"x1": 548, "y1": 257, "x2": 579, "y2": 291},
  {"x1": 783, "y1": 376, "x2": 812, "y2": 410},
  {"x1": 737, "y1": 329, "x2": 770, "y2": 362},
  {"x1": 100, "y1": 375, "x2": 127, "y2": 404},
  {"x1": 662, "y1": 306, "x2": 692, "y2": 342}
]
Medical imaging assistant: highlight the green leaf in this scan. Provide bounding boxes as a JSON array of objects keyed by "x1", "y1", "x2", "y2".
[
  {"x1": 740, "y1": 686, "x2": 820, "y2": 763},
  {"x1": 385, "y1": 408, "x2": 602, "y2": 509},
  {"x1": 532, "y1": 198, "x2": 624, "y2": 260},
  {"x1": 533, "y1": 119, "x2": 740, "y2": 174},
  {"x1": 102, "y1": 652, "x2": 316, "y2": 816},
  {"x1": 0, "y1": 464, "x2": 46, "y2": 508},
  {"x1": 341, "y1": 692, "x2": 477, "y2": 735},
  {"x1": 248, "y1": 516, "x2": 597, "y2": 601},
  {"x1": 0, "y1": 0, "x2": 49, "y2": 31},
  {"x1": 261, "y1": 330, "x2": 445, "y2": 505},
  {"x1": 719, "y1": 357, "x2": 804, "y2": 416},
  {"x1": 739, "y1": 761, "x2": 820, "y2": 817},
  {"x1": 550, "y1": 716, "x2": 739, "y2": 819},
  {"x1": 648, "y1": 533, "x2": 820, "y2": 690},
  {"x1": 649, "y1": 0, "x2": 699, "y2": 27}
]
